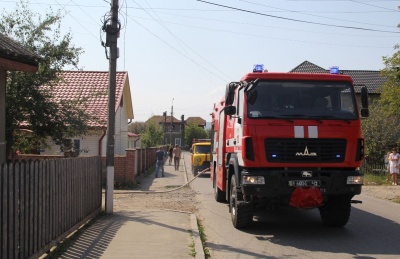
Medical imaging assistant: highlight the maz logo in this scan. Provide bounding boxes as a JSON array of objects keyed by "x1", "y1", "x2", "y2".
[{"x1": 296, "y1": 146, "x2": 317, "y2": 156}]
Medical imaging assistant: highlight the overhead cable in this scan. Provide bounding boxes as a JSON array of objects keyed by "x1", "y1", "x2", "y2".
[{"x1": 195, "y1": 0, "x2": 400, "y2": 34}]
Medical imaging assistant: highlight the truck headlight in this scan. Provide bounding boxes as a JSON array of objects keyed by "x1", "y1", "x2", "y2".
[
  {"x1": 347, "y1": 176, "x2": 363, "y2": 185},
  {"x1": 242, "y1": 176, "x2": 265, "y2": 184},
  {"x1": 197, "y1": 157, "x2": 201, "y2": 162}
]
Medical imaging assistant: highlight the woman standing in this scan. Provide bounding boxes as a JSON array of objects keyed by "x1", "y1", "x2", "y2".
[{"x1": 389, "y1": 148, "x2": 399, "y2": 186}]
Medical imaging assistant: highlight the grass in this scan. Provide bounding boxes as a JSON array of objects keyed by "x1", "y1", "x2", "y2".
[
  {"x1": 363, "y1": 172, "x2": 393, "y2": 186},
  {"x1": 197, "y1": 218, "x2": 211, "y2": 258},
  {"x1": 188, "y1": 230, "x2": 196, "y2": 257}
]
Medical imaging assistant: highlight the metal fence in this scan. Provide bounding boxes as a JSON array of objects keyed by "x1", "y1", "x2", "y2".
[
  {"x1": 361, "y1": 160, "x2": 387, "y2": 175},
  {"x1": 0, "y1": 156, "x2": 102, "y2": 259}
]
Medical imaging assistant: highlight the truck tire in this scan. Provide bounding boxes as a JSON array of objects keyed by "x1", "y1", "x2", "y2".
[
  {"x1": 213, "y1": 172, "x2": 226, "y2": 203},
  {"x1": 193, "y1": 166, "x2": 198, "y2": 176},
  {"x1": 230, "y1": 175, "x2": 253, "y2": 229},
  {"x1": 319, "y1": 196, "x2": 351, "y2": 227}
]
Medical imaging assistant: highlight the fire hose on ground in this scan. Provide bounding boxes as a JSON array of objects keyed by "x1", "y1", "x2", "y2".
[{"x1": 110, "y1": 163, "x2": 209, "y2": 195}]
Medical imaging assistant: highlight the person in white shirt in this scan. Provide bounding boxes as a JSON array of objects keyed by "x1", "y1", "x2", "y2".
[{"x1": 389, "y1": 148, "x2": 399, "y2": 185}]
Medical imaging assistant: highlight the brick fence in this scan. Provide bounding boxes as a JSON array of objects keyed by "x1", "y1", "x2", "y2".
[{"x1": 13, "y1": 147, "x2": 157, "y2": 185}]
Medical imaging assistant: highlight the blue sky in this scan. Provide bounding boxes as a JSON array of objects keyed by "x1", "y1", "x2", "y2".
[{"x1": 2, "y1": 0, "x2": 400, "y2": 122}]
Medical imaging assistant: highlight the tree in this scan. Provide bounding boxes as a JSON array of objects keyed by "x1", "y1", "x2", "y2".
[
  {"x1": 140, "y1": 118, "x2": 164, "y2": 148},
  {"x1": 128, "y1": 121, "x2": 145, "y2": 134},
  {"x1": 1, "y1": 1, "x2": 87, "y2": 156},
  {"x1": 361, "y1": 104, "x2": 400, "y2": 163},
  {"x1": 363, "y1": 32, "x2": 400, "y2": 162},
  {"x1": 184, "y1": 123, "x2": 209, "y2": 147},
  {"x1": 379, "y1": 44, "x2": 400, "y2": 116}
]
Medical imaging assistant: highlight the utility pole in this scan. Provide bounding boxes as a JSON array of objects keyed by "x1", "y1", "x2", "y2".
[
  {"x1": 170, "y1": 98, "x2": 174, "y2": 145},
  {"x1": 105, "y1": 0, "x2": 119, "y2": 214}
]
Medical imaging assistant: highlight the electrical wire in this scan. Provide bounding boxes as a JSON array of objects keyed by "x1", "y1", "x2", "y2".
[
  {"x1": 130, "y1": 0, "x2": 232, "y2": 81},
  {"x1": 128, "y1": 14, "x2": 391, "y2": 49},
  {"x1": 195, "y1": 0, "x2": 400, "y2": 34},
  {"x1": 125, "y1": 14, "x2": 230, "y2": 83},
  {"x1": 239, "y1": 0, "x2": 396, "y2": 28},
  {"x1": 349, "y1": 0, "x2": 400, "y2": 12}
]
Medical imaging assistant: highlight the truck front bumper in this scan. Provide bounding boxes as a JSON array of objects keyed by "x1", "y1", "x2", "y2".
[{"x1": 240, "y1": 168, "x2": 362, "y2": 198}]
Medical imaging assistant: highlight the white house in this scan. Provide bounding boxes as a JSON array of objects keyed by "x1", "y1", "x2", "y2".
[{"x1": 40, "y1": 71, "x2": 134, "y2": 157}]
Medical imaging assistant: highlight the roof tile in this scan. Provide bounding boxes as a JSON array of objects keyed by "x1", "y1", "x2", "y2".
[
  {"x1": 42, "y1": 71, "x2": 128, "y2": 128},
  {"x1": 290, "y1": 61, "x2": 387, "y2": 93}
]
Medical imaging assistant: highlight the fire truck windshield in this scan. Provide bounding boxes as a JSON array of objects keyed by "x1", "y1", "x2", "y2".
[{"x1": 246, "y1": 81, "x2": 358, "y2": 120}]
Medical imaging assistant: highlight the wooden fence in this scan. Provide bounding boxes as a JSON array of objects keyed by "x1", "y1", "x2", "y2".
[{"x1": 0, "y1": 156, "x2": 102, "y2": 259}]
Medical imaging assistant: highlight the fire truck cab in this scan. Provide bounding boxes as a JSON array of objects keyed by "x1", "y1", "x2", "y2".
[{"x1": 210, "y1": 64, "x2": 369, "y2": 229}]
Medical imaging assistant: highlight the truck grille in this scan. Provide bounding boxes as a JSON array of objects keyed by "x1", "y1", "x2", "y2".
[{"x1": 265, "y1": 138, "x2": 346, "y2": 163}]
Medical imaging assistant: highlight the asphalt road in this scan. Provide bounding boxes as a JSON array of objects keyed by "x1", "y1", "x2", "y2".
[{"x1": 183, "y1": 152, "x2": 400, "y2": 259}]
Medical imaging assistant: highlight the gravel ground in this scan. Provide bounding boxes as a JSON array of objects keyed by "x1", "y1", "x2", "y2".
[
  {"x1": 112, "y1": 187, "x2": 198, "y2": 213},
  {"x1": 109, "y1": 183, "x2": 400, "y2": 213},
  {"x1": 361, "y1": 185, "x2": 400, "y2": 202}
]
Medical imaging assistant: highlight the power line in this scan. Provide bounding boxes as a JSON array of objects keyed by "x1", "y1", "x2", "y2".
[
  {"x1": 239, "y1": 0, "x2": 396, "y2": 28},
  {"x1": 195, "y1": 0, "x2": 400, "y2": 34},
  {"x1": 150, "y1": 10, "x2": 398, "y2": 39},
  {"x1": 351, "y1": 0, "x2": 400, "y2": 11},
  {"x1": 130, "y1": 0, "x2": 232, "y2": 81},
  {"x1": 128, "y1": 14, "x2": 392, "y2": 49},
  {"x1": 123, "y1": 12, "x2": 231, "y2": 83}
]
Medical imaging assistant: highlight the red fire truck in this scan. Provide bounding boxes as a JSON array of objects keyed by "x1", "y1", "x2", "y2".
[{"x1": 210, "y1": 64, "x2": 369, "y2": 229}]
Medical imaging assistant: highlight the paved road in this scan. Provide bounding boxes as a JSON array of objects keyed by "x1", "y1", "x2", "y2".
[{"x1": 183, "y1": 152, "x2": 400, "y2": 258}]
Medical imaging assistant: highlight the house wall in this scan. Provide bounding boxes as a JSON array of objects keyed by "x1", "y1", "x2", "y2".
[
  {"x1": 114, "y1": 101, "x2": 129, "y2": 155},
  {"x1": 101, "y1": 104, "x2": 129, "y2": 156},
  {"x1": 128, "y1": 137, "x2": 141, "y2": 148},
  {"x1": 41, "y1": 132, "x2": 103, "y2": 156}
]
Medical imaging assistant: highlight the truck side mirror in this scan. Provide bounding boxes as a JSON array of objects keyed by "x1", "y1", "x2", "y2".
[
  {"x1": 360, "y1": 86, "x2": 369, "y2": 118},
  {"x1": 225, "y1": 82, "x2": 238, "y2": 106},
  {"x1": 361, "y1": 108, "x2": 369, "y2": 117},
  {"x1": 224, "y1": 106, "x2": 236, "y2": 115},
  {"x1": 361, "y1": 86, "x2": 368, "y2": 109}
]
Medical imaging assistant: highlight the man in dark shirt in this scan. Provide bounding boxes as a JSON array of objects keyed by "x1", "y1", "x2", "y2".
[{"x1": 155, "y1": 146, "x2": 165, "y2": 178}]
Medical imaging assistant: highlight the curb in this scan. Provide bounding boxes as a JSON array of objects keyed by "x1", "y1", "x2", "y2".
[
  {"x1": 183, "y1": 155, "x2": 205, "y2": 259},
  {"x1": 190, "y1": 214, "x2": 205, "y2": 259}
]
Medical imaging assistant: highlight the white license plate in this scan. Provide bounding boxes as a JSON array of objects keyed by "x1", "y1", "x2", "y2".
[{"x1": 289, "y1": 180, "x2": 321, "y2": 187}]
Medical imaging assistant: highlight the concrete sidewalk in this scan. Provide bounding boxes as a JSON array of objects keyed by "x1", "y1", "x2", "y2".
[{"x1": 58, "y1": 155, "x2": 204, "y2": 259}]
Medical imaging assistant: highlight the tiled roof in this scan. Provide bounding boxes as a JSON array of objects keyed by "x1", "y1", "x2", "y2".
[
  {"x1": 0, "y1": 33, "x2": 39, "y2": 69},
  {"x1": 147, "y1": 115, "x2": 181, "y2": 125},
  {"x1": 290, "y1": 61, "x2": 327, "y2": 73},
  {"x1": 44, "y1": 71, "x2": 128, "y2": 128},
  {"x1": 290, "y1": 60, "x2": 387, "y2": 94},
  {"x1": 186, "y1": 116, "x2": 206, "y2": 126},
  {"x1": 128, "y1": 132, "x2": 138, "y2": 137}
]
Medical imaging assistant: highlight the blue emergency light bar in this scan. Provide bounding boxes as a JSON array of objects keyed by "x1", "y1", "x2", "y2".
[
  {"x1": 253, "y1": 64, "x2": 264, "y2": 73},
  {"x1": 330, "y1": 66, "x2": 339, "y2": 74}
]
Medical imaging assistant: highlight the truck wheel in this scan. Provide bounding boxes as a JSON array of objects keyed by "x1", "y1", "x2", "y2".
[
  {"x1": 213, "y1": 172, "x2": 226, "y2": 203},
  {"x1": 230, "y1": 175, "x2": 253, "y2": 229},
  {"x1": 193, "y1": 166, "x2": 198, "y2": 176},
  {"x1": 319, "y1": 196, "x2": 351, "y2": 227}
]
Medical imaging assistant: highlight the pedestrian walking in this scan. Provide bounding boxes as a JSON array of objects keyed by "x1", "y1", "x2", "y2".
[
  {"x1": 155, "y1": 146, "x2": 165, "y2": 178},
  {"x1": 389, "y1": 148, "x2": 399, "y2": 185},
  {"x1": 168, "y1": 145, "x2": 173, "y2": 165},
  {"x1": 173, "y1": 144, "x2": 182, "y2": 171}
]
